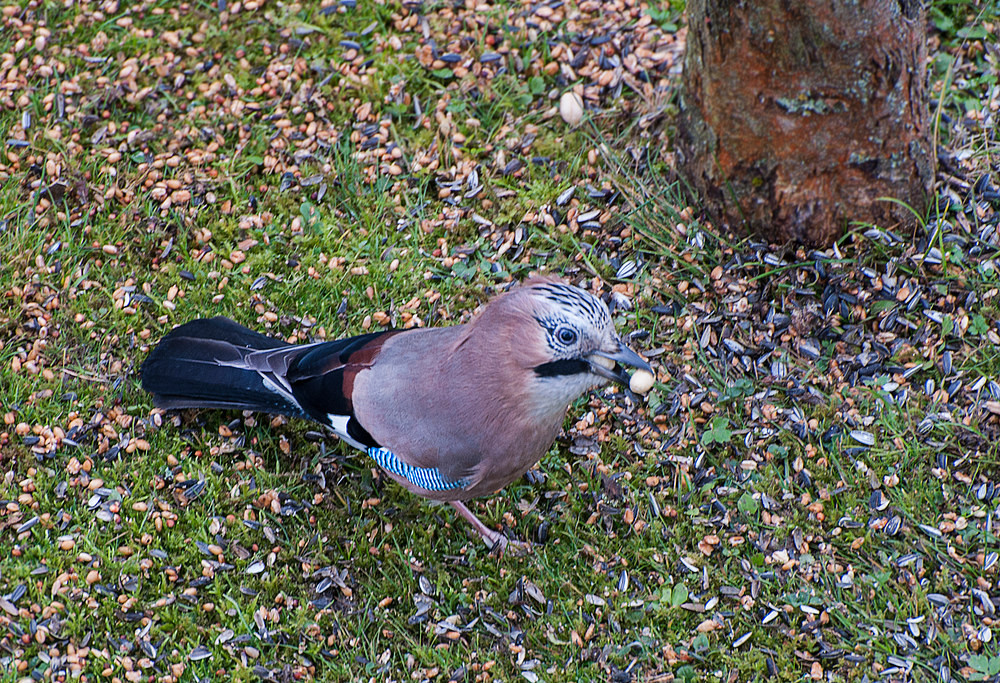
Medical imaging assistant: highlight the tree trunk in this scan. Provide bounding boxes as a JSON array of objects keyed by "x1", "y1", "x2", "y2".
[{"x1": 676, "y1": 0, "x2": 934, "y2": 247}]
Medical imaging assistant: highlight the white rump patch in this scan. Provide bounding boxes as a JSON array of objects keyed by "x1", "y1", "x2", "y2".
[{"x1": 327, "y1": 414, "x2": 366, "y2": 450}]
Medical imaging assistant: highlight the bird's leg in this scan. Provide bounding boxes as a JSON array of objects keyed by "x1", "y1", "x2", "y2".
[
  {"x1": 449, "y1": 501, "x2": 530, "y2": 554},
  {"x1": 449, "y1": 501, "x2": 506, "y2": 547}
]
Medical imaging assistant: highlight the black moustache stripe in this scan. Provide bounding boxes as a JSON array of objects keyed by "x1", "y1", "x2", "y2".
[{"x1": 533, "y1": 359, "x2": 589, "y2": 377}]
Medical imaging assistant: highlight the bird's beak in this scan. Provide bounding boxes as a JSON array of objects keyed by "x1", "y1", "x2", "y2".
[{"x1": 586, "y1": 342, "x2": 653, "y2": 386}]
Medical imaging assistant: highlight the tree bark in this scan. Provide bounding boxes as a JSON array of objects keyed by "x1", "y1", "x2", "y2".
[{"x1": 676, "y1": 0, "x2": 934, "y2": 247}]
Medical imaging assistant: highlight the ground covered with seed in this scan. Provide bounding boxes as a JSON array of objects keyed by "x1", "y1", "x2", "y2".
[{"x1": 1, "y1": 1, "x2": 998, "y2": 681}]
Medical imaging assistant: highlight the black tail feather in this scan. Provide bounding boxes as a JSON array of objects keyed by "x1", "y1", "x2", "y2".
[{"x1": 141, "y1": 317, "x2": 304, "y2": 417}]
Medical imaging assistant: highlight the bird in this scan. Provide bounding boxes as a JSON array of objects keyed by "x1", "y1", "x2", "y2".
[{"x1": 140, "y1": 276, "x2": 653, "y2": 549}]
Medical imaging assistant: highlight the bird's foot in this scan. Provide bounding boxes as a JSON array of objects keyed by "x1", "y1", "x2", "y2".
[
  {"x1": 482, "y1": 528, "x2": 532, "y2": 556},
  {"x1": 450, "y1": 501, "x2": 531, "y2": 556}
]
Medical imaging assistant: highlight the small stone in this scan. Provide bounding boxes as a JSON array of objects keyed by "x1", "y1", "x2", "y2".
[{"x1": 559, "y1": 91, "x2": 584, "y2": 126}]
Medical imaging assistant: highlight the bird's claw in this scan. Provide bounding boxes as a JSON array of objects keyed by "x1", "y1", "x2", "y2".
[
  {"x1": 484, "y1": 529, "x2": 532, "y2": 556},
  {"x1": 449, "y1": 500, "x2": 531, "y2": 556}
]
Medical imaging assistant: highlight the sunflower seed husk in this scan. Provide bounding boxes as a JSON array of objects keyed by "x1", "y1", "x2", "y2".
[
  {"x1": 189, "y1": 646, "x2": 211, "y2": 661},
  {"x1": 918, "y1": 523, "x2": 943, "y2": 538},
  {"x1": 556, "y1": 186, "x2": 576, "y2": 206},
  {"x1": 851, "y1": 430, "x2": 875, "y2": 446},
  {"x1": 419, "y1": 575, "x2": 435, "y2": 596}
]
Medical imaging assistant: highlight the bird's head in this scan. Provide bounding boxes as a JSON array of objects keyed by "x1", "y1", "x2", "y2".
[{"x1": 485, "y1": 277, "x2": 653, "y2": 413}]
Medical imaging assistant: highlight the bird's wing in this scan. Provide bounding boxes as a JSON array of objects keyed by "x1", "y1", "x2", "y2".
[
  {"x1": 234, "y1": 330, "x2": 403, "y2": 449},
  {"x1": 283, "y1": 329, "x2": 480, "y2": 494}
]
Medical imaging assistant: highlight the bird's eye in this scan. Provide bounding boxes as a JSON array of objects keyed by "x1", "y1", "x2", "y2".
[{"x1": 556, "y1": 327, "x2": 578, "y2": 345}]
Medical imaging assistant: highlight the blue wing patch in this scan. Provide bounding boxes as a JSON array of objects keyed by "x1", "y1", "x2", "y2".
[{"x1": 367, "y1": 447, "x2": 466, "y2": 492}]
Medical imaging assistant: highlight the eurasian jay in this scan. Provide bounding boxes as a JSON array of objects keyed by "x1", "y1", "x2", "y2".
[{"x1": 140, "y1": 276, "x2": 653, "y2": 548}]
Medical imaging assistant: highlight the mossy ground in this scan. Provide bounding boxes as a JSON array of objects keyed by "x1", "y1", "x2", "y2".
[{"x1": 1, "y1": 1, "x2": 999, "y2": 681}]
